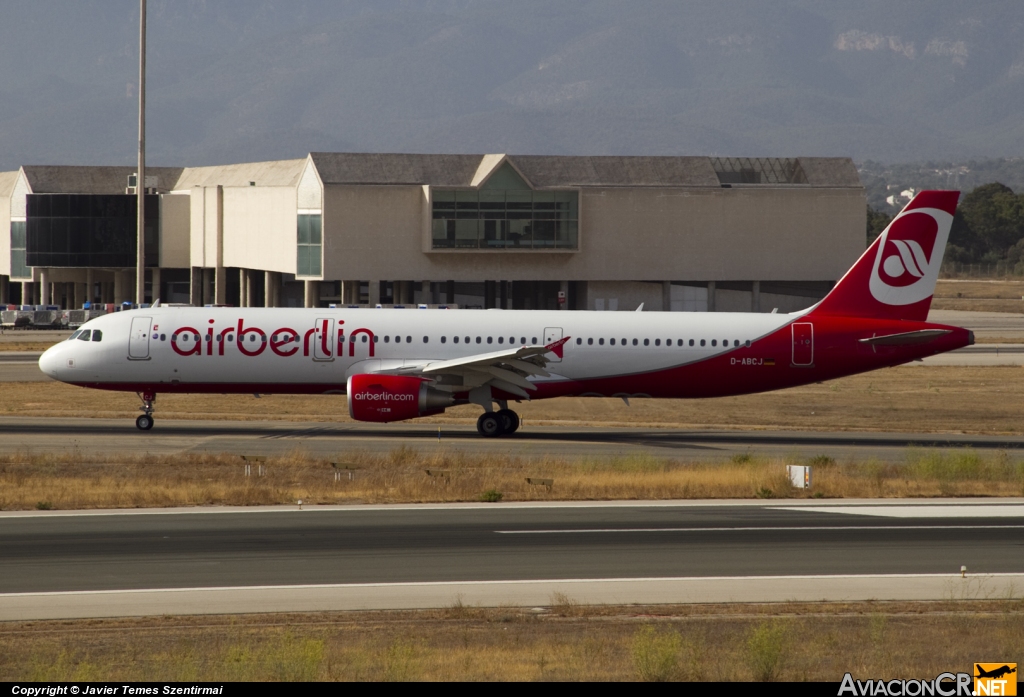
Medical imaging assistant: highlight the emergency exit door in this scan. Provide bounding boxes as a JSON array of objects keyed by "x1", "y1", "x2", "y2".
[
  {"x1": 791, "y1": 323, "x2": 813, "y2": 366},
  {"x1": 543, "y1": 327, "x2": 563, "y2": 363},
  {"x1": 128, "y1": 317, "x2": 152, "y2": 360}
]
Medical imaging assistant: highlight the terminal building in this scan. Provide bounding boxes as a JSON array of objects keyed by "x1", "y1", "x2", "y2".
[{"x1": 0, "y1": 154, "x2": 865, "y2": 313}]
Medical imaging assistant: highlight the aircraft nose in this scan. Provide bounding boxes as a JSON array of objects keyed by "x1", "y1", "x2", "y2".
[{"x1": 38, "y1": 344, "x2": 62, "y2": 379}]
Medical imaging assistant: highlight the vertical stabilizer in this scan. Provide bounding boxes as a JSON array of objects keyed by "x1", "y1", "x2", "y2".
[{"x1": 810, "y1": 191, "x2": 959, "y2": 321}]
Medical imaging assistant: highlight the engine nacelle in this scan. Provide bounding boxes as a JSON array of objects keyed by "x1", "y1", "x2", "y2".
[{"x1": 347, "y1": 373, "x2": 454, "y2": 423}]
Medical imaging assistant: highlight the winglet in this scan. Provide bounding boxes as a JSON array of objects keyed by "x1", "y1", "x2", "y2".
[{"x1": 545, "y1": 336, "x2": 571, "y2": 359}]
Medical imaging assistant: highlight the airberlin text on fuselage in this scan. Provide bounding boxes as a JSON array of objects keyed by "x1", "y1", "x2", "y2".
[
  {"x1": 170, "y1": 319, "x2": 377, "y2": 359},
  {"x1": 353, "y1": 392, "x2": 415, "y2": 401}
]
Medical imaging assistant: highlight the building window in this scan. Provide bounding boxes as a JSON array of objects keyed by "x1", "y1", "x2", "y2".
[
  {"x1": 431, "y1": 164, "x2": 578, "y2": 250},
  {"x1": 10, "y1": 220, "x2": 29, "y2": 279},
  {"x1": 23, "y1": 195, "x2": 158, "y2": 269},
  {"x1": 297, "y1": 213, "x2": 322, "y2": 276}
]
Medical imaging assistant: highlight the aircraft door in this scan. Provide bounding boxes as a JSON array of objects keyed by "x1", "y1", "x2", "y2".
[
  {"x1": 313, "y1": 318, "x2": 335, "y2": 361},
  {"x1": 128, "y1": 317, "x2": 153, "y2": 360},
  {"x1": 543, "y1": 327, "x2": 563, "y2": 363},
  {"x1": 791, "y1": 323, "x2": 813, "y2": 366}
]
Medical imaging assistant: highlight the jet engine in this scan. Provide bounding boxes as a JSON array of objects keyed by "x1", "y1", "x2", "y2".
[{"x1": 347, "y1": 374, "x2": 454, "y2": 423}]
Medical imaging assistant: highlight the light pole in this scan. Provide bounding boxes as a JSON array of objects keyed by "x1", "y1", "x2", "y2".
[{"x1": 136, "y1": 0, "x2": 146, "y2": 306}]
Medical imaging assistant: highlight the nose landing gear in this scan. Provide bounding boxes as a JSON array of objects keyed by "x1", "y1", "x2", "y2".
[{"x1": 136, "y1": 391, "x2": 156, "y2": 431}]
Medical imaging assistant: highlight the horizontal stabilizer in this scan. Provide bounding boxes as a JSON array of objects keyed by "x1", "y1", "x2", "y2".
[{"x1": 858, "y1": 329, "x2": 952, "y2": 346}]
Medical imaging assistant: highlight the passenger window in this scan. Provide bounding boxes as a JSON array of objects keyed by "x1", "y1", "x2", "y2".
[
  {"x1": 610, "y1": 338, "x2": 616, "y2": 346},
  {"x1": 734, "y1": 340, "x2": 740, "y2": 347},
  {"x1": 643, "y1": 339, "x2": 649, "y2": 346},
  {"x1": 587, "y1": 338, "x2": 593, "y2": 345},
  {"x1": 632, "y1": 339, "x2": 637, "y2": 346},
  {"x1": 453, "y1": 336, "x2": 459, "y2": 343},
  {"x1": 78, "y1": 330, "x2": 91, "y2": 341},
  {"x1": 465, "y1": 337, "x2": 470, "y2": 344},
  {"x1": 712, "y1": 340, "x2": 717, "y2": 347},
  {"x1": 500, "y1": 337, "x2": 506, "y2": 344},
  {"x1": 510, "y1": 337, "x2": 515, "y2": 344},
  {"x1": 406, "y1": 336, "x2": 412, "y2": 343},
  {"x1": 531, "y1": 337, "x2": 537, "y2": 344},
  {"x1": 487, "y1": 337, "x2": 492, "y2": 344},
  {"x1": 384, "y1": 336, "x2": 391, "y2": 343},
  {"x1": 520, "y1": 337, "x2": 526, "y2": 344},
  {"x1": 423, "y1": 336, "x2": 429, "y2": 343},
  {"x1": 621, "y1": 338, "x2": 626, "y2": 345},
  {"x1": 678, "y1": 340, "x2": 683, "y2": 347},
  {"x1": 69, "y1": 330, "x2": 82, "y2": 340},
  {"x1": 362, "y1": 336, "x2": 367, "y2": 343},
  {"x1": 93, "y1": 330, "x2": 103, "y2": 342},
  {"x1": 700, "y1": 339, "x2": 706, "y2": 347},
  {"x1": 599, "y1": 338, "x2": 605, "y2": 345},
  {"x1": 655, "y1": 339, "x2": 661, "y2": 346},
  {"x1": 229, "y1": 335, "x2": 234, "y2": 341},
  {"x1": 689, "y1": 339, "x2": 694, "y2": 346},
  {"x1": 442, "y1": 336, "x2": 447, "y2": 343}
]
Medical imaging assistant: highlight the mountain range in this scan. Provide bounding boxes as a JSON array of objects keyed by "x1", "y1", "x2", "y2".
[{"x1": 1, "y1": 1, "x2": 1022, "y2": 170}]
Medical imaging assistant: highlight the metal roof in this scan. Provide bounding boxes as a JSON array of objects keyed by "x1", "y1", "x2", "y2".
[
  {"x1": 0, "y1": 170, "x2": 19, "y2": 198},
  {"x1": 310, "y1": 153, "x2": 860, "y2": 188},
  {"x1": 173, "y1": 159, "x2": 306, "y2": 190},
  {"x1": 19, "y1": 166, "x2": 185, "y2": 194}
]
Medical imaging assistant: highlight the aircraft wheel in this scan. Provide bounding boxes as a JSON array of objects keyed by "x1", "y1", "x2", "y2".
[
  {"x1": 476, "y1": 412, "x2": 504, "y2": 438},
  {"x1": 496, "y1": 409, "x2": 520, "y2": 435},
  {"x1": 136, "y1": 414, "x2": 154, "y2": 431}
]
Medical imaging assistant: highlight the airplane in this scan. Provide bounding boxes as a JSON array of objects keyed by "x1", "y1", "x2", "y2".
[{"x1": 38, "y1": 190, "x2": 972, "y2": 437}]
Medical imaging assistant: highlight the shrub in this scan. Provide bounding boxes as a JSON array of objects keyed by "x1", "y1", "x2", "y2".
[
  {"x1": 480, "y1": 489, "x2": 503, "y2": 502},
  {"x1": 631, "y1": 625, "x2": 682, "y2": 682},
  {"x1": 747, "y1": 620, "x2": 788, "y2": 681}
]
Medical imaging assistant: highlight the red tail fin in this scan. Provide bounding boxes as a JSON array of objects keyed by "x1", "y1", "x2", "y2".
[{"x1": 810, "y1": 191, "x2": 959, "y2": 321}]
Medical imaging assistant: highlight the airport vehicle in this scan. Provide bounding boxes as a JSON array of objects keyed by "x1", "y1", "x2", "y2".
[{"x1": 38, "y1": 191, "x2": 972, "y2": 436}]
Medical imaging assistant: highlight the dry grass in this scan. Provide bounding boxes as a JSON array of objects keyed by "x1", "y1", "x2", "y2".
[
  {"x1": 3, "y1": 365, "x2": 1024, "y2": 434},
  {"x1": 933, "y1": 279, "x2": 1024, "y2": 313},
  {"x1": 0, "y1": 342, "x2": 55, "y2": 352},
  {"x1": 1, "y1": 600, "x2": 1021, "y2": 681},
  {"x1": 1, "y1": 448, "x2": 1021, "y2": 510}
]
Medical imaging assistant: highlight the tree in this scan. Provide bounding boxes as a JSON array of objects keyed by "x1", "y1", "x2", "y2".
[
  {"x1": 950, "y1": 183, "x2": 1024, "y2": 262},
  {"x1": 866, "y1": 205, "x2": 892, "y2": 245}
]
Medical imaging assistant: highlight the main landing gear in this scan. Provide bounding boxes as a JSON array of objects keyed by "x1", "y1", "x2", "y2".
[
  {"x1": 476, "y1": 408, "x2": 520, "y2": 438},
  {"x1": 136, "y1": 391, "x2": 156, "y2": 431}
]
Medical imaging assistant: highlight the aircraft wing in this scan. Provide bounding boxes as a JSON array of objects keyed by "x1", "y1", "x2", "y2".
[{"x1": 414, "y1": 337, "x2": 570, "y2": 399}]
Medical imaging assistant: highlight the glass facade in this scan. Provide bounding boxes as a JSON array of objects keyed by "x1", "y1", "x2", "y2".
[
  {"x1": 297, "y1": 213, "x2": 322, "y2": 276},
  {"x1": 24, "y1": 194, "x2": 159, "y2": 268},
  {"x1": 10, "y1": 220, "x2": 29, "y2": 279},
  {"x1": 432, "y1": 189, "x2": 578, "y2": 250},
  {"x1": 431, "y1": 163, "x2": 578, "y2": 250}
]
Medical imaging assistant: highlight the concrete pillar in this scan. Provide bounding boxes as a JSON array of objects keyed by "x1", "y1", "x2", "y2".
[
  {"x1": 662, "y1": 281, "x2": 672, "y2": 312},
  {"x1": 75, "y1": 282, "x2": 86, "y2": 308},
  {"x1": 21, "y1": 282, "x2": 30, "y2": 306},
  {"x1": 238, "y1": 269, "x2": 247, "y2": 307},
  {"x1": 150, "y1": 267, "x2": 161, "y2": 304},
  {"x1": 190, "y1": 267, "x2": 202, "y2": 307},
  {"x1": 304, "y1": 280, "x2": 319, "y2": 308},
  {"x1": 40, "y1": 270, "x2": 50, "y2": 305},
  {"x1": 752, "y1": 280, "x2": 761, "y2": 313},
  {"x1": 368, "y1": 281, "x2": 381, "y2": 306},
  {"x1": 272, "y1": 272, "x2": 281, "y2": 308},
  {"x1": 264, "y1": 271, "x2": 274, "y2": 308},
  {"x1": 86, "y1": 269, "x2": 95, "y2": 305},
  {"x1": 215, "y1": 266, "x2": 226, "y2": 306},
  {"x1": 0, "y1": 275, "x2": 8, "y2": 305},
  {"x1": 445, "y1": 280, "x2": 455, "y2": 304},
  {"x1": 245, "y1": 270, "x2": 255, "y2": 308},
  {"x1": 65, "y1": 282, "x2": 74, "y2": 310},
  {"x1": 559, "y1": 280, "x2": 569, "y2": 311},
  {"x1": 707, "y1": 281, "x2": 716, "y2": 312},
  {"x1": 113, "y1": 271, "x2": 124, "y2": 305}
]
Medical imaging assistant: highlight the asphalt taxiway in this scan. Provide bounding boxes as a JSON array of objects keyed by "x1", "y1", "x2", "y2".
[
  {"x1": 2, "y1": 415, "x2": 1024, "y2": 462},
  {"x1": 0, "y1": 500, "x2": 1021, "y2": 619}
]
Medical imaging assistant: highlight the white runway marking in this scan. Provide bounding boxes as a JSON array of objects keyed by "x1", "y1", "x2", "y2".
[
  {"x1": 774, "y1": 505, "x2": 1024, "y2": 518},
  {"x1": 496, "y1": 524, "x2": 1024, "y2": 534}
]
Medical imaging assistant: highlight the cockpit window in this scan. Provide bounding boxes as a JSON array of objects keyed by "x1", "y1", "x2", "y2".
[
  {"x1": 92, "y1": 330, "x2": 103, "y2": 342},
  {"x1": 69, "y1": 330, "x2": 83, "y2": 341},
  {"x1": 78, "y1": 330, "x2": 91, "y2": 341}
]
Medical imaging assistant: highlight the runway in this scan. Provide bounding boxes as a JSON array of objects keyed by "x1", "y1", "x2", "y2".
[
  {"x1": 0, "y1": 500, "x2": 1021, "y2": 619},
  {"x1": 2, "y1": 415, "x2": 1024, "y2": 462}
]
